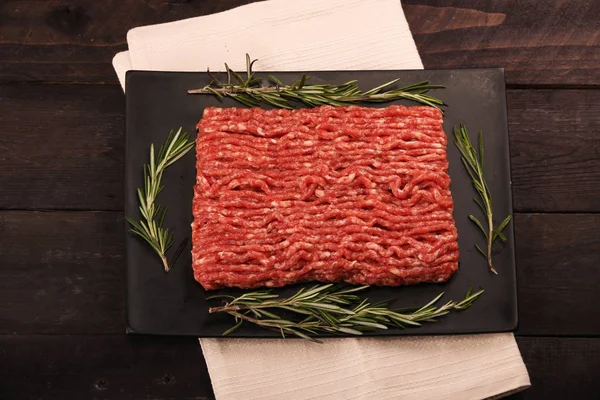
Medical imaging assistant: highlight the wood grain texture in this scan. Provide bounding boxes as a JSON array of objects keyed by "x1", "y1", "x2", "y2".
[
  {"x1": 508, "y1": 89, "x2": 600, "y2": 212},
  {"x1": 1, "y1": 211, "x2": 598, "y2": 336},
  {"x1": 2, "y1": 84, "x2": 599, "y2": 213},
  {"x1": 404, "y1": 0, "x2": 600, "y2": 85},
  {"x1": 510, "y1": 337, "x2": 600, "y2": 399},
  {"x1": 515, "y1": 213, "x2": 600, "y2": 336},
  {"x1": 0, "y1": 0, "x2": 260, "y2": 82},
  {"x1": 0, "y1": 83, "x2": 124, "y2": 210},
  {"x1": 0, "y1": 335, "x2": 213, "y2": 400},
  {"x1": 0, "y1": 211, "x2": 125, "y2": 334},
  {"x1": 0, "y1": 0, "x2": 598, "y2": 84},
  {"x1": 0, "y1": 335, "x2": 598, "y2": 400}
]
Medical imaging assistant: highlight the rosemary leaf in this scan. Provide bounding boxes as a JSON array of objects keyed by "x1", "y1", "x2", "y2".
[
  {"x1": 468, "y1": 215, "x2": 488, "y2": 238},
  {"x1": 495, "y1": 215, "x2": 513, "y2": 239},
  {"x1": 302, "y1": 284, "x2": 334, "y2": 297},
  {"x1": 247, "y1": 78, "x2": 263, "y2": 87},
  {"x1": 475, "y1": 244, "x2": 487, "y2": 257},
  {"x1": 352, "y1": 320, "x2": 388, "y2": 330},
  {"x1": 288, "y1": 329, "x2": 320, "y2": 342},
  {"x1": 474, "y1": 198, "x2": 486, "y2": 214},
  {"x1": 455, "y1": 289, "x2": 485, "y2": 310},
  {"x1": 226, "y1": 64, "x2": 245, "y2": 85},
  {"x1": 363, "y1": 78, "x2": 400, "y2": 95},
  {"x1": 337, "y1": 327, "x2": 363, "y2": 335},
  {"x1": 493, "y1": 230, "x2": 508, "y2": 242},
  {"x1": 245, "y1": 53, "x2": 252, "y2": 77},
  {"x1": 268, "y1": 74, "x2": 285, "y2": 86},
  {"x1": 222, "y1": 319, "x2": 243, "y2": 336},
  {"x1": 206, "y1": 87, "x2": 224, "y2": 98},
  {"x1": 258, "y1": 309, "x2": 282, "y2": 320},
  {"x1": 414, "y1": 292, "x2": 445, "y2": 314}
]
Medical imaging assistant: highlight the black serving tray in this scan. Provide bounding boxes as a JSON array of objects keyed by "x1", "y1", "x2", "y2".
[{"x1": 125, "y1": 69, "x2": 517, "y2": 337}]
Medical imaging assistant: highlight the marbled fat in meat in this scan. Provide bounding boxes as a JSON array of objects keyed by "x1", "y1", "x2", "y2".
[{"x1": 191, "y1": 105, "x2": 459, "y2": 290}]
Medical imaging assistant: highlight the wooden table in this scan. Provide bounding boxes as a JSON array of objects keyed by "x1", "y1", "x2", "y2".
[{"x1": 1, "y1": 1, "x2": 599, "y2": 399}]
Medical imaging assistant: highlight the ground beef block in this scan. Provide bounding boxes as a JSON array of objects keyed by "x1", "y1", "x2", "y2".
[{"x1": 191, "y1": 105, "x2": 459, "y2": 290}]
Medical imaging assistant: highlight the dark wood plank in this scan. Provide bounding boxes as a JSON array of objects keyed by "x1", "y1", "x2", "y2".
[
  {"x1": 0, "y1": 0, "x2": 260, "y2": 83},
  {"x1": 404, "y1": 0, "x2": 600, "y2": 86},
  {"x1": 509, "y1": 337, "x2": 600, "y2": 399},
  {"x1": 2, "y1": 84, "x2": 599, "y2": 213},
  {"x1": 1, "y1": 335, "x2": 598, "y2": 400},
  {"x1": 508, "y1": 89, "x2": 600, "y2": 212},
  {"x1": 1, "y1": 211, "x2": 598, "y2": 336},
  {"x1": 515, "y1": 213, "x2": 600, "y2": 336},
  {"x1": 0, "y1": 0, "x2": 598, "y2": 85},
  {"x1": 0, "y1": 335, "x2": 214, "y2": 400},
  {"x1": 0, "y1": 83, "x2": 124, "y2": 210},
  {"x1": 0, "y1": 211, "x2": 125, "y2": 334}
]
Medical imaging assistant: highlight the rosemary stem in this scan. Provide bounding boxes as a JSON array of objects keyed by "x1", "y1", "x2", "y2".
[
  {"x1": 486, "y1": 202, "x2": 497, "y2": 275},
  {"x1": 209, "y1": 302, "x2": 297, "y2": 313},
  {"x1": 188, "y1": 86, "x2": 280, "y2": 94},
  {"x1": 479, "y1": 168, "x2": 497, "y2": 275},
  {"x1": 161, "y1": 254, "x2": 170, "y2": 272},
  {"x1": 209, "y1": 305, "x2": 240, "y2": 313},
  {"x1": 228, "y1": 310, "x2": 278, "y2": 327},
  {"x1": 189, "y1": 87, "x2": 437, "y2": 104}
]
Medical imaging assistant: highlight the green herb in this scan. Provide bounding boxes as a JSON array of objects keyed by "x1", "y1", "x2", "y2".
[
  {"x1": 188, "y1": 54, "x2": 445, "y2": 110},
  {"x1": 126, "y1": 128, "x2": 195, "y2": 272},
  {"x1": 208, "y1": 285, "x2": 483, "y2": 342},
  {"x1": 453, "y1": 124, "x2": 512, "y2": 274}
]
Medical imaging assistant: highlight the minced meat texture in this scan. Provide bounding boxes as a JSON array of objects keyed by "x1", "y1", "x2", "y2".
[{"x1": 191, "y1": 105, "x2": 459, "y2": 290}]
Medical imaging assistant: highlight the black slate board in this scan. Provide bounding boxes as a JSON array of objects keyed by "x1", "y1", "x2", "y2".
[{"x1": 125, "y1": 69, "x2": 517, "y2": 337}]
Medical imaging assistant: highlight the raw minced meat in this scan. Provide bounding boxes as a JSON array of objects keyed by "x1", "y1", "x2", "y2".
[{"x1": 191, "y1": 105, "x2": 459, "y2": 290}]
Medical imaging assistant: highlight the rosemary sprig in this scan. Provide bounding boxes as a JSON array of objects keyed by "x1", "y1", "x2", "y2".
[
  {"x1": 453, "y1": 124, "x2": 512, "y2": 274},
  {"x1": 188, "y1": 54, "x2": 445, "y2": 110},
  {"x1": 208, "y1": 284, "x2": 483, "y2": 342},
  {"x1": 126, "y1": 128, "x2": 195, "y2": 272}
]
